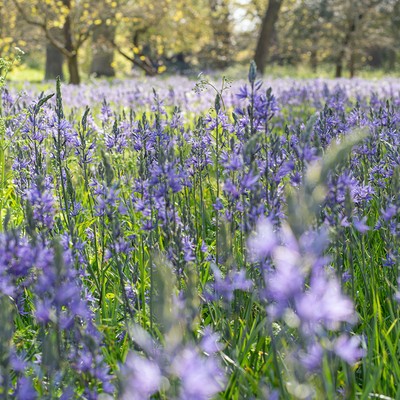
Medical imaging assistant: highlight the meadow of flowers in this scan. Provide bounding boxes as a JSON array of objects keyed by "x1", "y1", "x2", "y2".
[{"x1": 1, "y1": 61, "x2": 400, "y2": 399}]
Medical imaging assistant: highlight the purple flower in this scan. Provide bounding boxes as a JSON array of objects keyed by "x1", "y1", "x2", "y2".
[
  {"x1": 353, "y1": 216, "x2": 370, "y2": 234},
  {"x1": 334, "y1": 335, "x2": 365, "y2": 364},
  {"x1": 16, "y1": 377, "x2": 37, "y2": 400},
  {"x1": 25, "y1": 184, "x2": 56, "y2": 230},
  {"x1": 122, "y1": 355, "x2": 162, "y2": 400},
  {"x1": 299, "y1": 342, "x2": 324, "y2": 372},
  {"x1": 382, "y1": 205, "x2": 397, "y2": 221},
  {"x1": 200, "y1": 327, "x2": 224, "y2": 354},
  {"x1": 212, "y1": 266, "x2": 253, "y2": 302},
  {"x1": 182, "y1": 235, "x2": 195, "y2": 263},
  {"x1": 99, "y1": 100, "x2": 113, "y2": 122},
  {"x1": 236, "y1": 85, "x2": 249, "y2": 100},
  {"x1": 275, "y1": 160, "x2": 295, "y2": 182},
  {"x1": 172, "y1": 347, "x2": 226, "y2": 400},
  {"x1": 266, "y1": 248, "x2": 304, "y2": 318},
  {"x1": 35, "y1": 299, "x2": 53, "y2": 324},
  {"x1": 241, "y1": 171, "x2": 259, "y2": 191},
  {"x1": 247, "y1": 217, "x2": 277, "y2": 262},
  {"x1": 213, "y1": 198, "x2": 224, "y2": 211},
  {"x1": 394, "y1": 277, "x2": 400, "y2": 303},
  {"x1": 296, "y1": 275, "x2": 356, "y2": 331},
  {"x1": 223, "y1": 179, "x2": 240, "y2": 200}
]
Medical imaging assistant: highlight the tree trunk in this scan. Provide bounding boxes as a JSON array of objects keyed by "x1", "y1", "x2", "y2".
[
  {"x1": 310, "y1": 49, "x2": 318, "y2": 73},
  {"x1": 349, "y1": 51, "x2": 356, "y2": 78},
  {"x1": 254, "y1": 0, "x2": 283, "y2": 75},
  {"x1": 335, "y1": 50, "x2": 345, "y2": 78},
  {"x1": 334, "y1": 13, "x2": 363, "y2": 79},
  {"x1": 388, "y1": 50, "x2": 396, "y2": 70},
  {"x1": 45, "y1": 42, "x2": 64, "y2": 80},
  {"x1": 67, "y1": 54, "x2": 80, "y2": 85},
  {"x1": 45, "y1": 27, "x2": 64, "y2": 80},
  {"x1": 90, "y1": 23, "x2": 115, "y2": 77},
  {"x1": 63, "y1": 0, "x2": 80, "y2": 84},
  {"x1": 335, "y1": 61, "x2": 343, "y2": 78}
]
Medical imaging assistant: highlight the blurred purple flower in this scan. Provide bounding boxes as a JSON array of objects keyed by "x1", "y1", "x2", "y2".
[
  {"x1": 172, "y1": 347, "x2": 226, "y2": 400},
  {"x1": 247, "y1": 217, "x2": 277, "y2": 262},
  {"x1": 16, "y1": 377, "x2": 37, "y2": 400},
  {"x1": 296, "y1": 275, "x2": 356, "y2": 331},
  {"x1": 122, "y1": 355, "x2": 162, "y2": 400},
  {"x1": 353, "y1": 216, "x2": 370, "y2": 234},
  {"x1": 334, "y1": 335, "x2": 365, "y2": 365},
  {"x1": 299, "y1": 342, "x2": 324, "y2": 372}
]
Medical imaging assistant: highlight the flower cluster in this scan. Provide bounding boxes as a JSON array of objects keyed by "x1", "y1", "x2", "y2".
[{"x1": 1, "y1": 66, "x2": 399, "y2": 398}]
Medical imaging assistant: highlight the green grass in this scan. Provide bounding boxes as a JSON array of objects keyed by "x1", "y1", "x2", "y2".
[{"x1": 6, "y1": 62, "x2": 400, "y2": 85}]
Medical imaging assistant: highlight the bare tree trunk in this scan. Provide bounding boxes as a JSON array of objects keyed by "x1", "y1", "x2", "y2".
[
  {"x1": 254, "y1": 0, "x2": 283, "y2": 75},
  {"x1": 334, "y1": 13, "x2": 363, "y2": 79},
  {"x1": 45, "y1": 43, "x2": 64, "y2": 80},
  {"x1": 335, "y1": 47, "x2": 345, "y2": 78},
  {"x1": 388, "y1": 50, "x2": 396, "y2": 70},
  {"x1": 63, "y1": 0, "x2": 80, "y2": 84},
  {"x1": 349, "y1": 51, "x2": 356, "y2": 78},
  {"x1": 67, "y1": 54, "x2": 80, "y2": 85},
  {"x1": 45, "y1": 28, "x2": 64, "y2": 80},
  {"x1": 310, "y1": 49, "x2": 318, "y2": 73},
  {"x1": 90, "y1": 23, "x2": 115, "y2": 77},
  {"x1": 309, "y1": 32, "x2": 318, "y2": 73}
]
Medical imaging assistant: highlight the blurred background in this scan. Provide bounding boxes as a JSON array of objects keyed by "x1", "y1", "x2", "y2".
[{"x1": 1, "y1": 0, "x2": 399, "y2": 84}]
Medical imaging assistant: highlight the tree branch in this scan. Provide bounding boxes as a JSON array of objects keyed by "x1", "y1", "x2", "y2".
[
  {"x1": 109, "y1": 39, "x2": 157, "y2": 76},
  {"x1": 11, "y1": 0, "x2": 74, "y2": 58}
]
